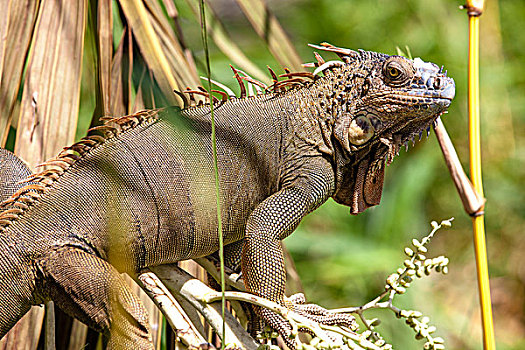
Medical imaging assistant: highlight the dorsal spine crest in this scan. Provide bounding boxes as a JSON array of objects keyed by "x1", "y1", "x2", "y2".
[{"x1": 0, "y1": 109, "x2": 162, "y2": 232}]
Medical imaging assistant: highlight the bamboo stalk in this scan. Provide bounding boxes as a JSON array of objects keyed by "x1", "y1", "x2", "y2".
[{"x1": 463, "y1": 1, "x2": 496, "y2": 348}]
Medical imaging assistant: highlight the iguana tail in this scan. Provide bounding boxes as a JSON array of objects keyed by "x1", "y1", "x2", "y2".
[
  {"x1": 0, "y1": 255, "x2": 33, "y2": 338},
  {"x1": 0, "y1": 149, "x2": 154, "y2": 348},
  {"x1": 0, "y1": 148, "x2": 32, "y2": 202},
  {"x1": 0, "y1": 149, "x2": 34, "y2": 337}
]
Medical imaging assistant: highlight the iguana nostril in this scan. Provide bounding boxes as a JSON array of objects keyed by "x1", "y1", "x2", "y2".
[{"x1": 433, "y1": 77, "x2": 441, "y2": 90}]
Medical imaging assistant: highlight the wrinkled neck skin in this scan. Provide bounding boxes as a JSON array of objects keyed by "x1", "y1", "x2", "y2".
[{"x1": 287, "y1": 70, "x2": 390, "y2": 214}]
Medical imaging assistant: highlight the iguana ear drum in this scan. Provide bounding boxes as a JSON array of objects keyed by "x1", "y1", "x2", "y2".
[{"x1": 348, "y1": 114, "x2": 375, "y2": 145}]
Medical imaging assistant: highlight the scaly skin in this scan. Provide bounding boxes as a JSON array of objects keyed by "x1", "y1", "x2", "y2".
[
  {"x1": 0, "y1": 46, "x2": 454, "y2": 349},
  {"x1": 0, "y1": 149, "x2": 32, "y2": 202}
]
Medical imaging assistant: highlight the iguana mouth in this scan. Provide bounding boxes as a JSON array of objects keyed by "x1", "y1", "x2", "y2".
[
  {"x1": 398, "y1": 87, "x2": 455, "y2": 101},
  {"x1": 381, "y1": 92, "x2": 454, "y2": 110},
  {"x1": 400, "y1": 83, "x2": 455, "y2": 107}
]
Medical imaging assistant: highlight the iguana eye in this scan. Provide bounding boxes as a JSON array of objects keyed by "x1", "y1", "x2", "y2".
[
  {"x1": 387, "y1": 66, "x2": 401, "y2": 78},
  {"x1": 382, "y1": 57, "x2": 414, "y2": 86}
]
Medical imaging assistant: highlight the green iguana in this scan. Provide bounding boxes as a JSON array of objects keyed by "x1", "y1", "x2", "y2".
[{"x1": 0, "y1": 43, "x2": 455, "y2": 349}]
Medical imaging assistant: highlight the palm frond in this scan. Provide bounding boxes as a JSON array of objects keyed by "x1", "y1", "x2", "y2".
[
  {"x1": 235, "y1": 0, "x2": 302, "y2": 71},
  {"x1": 14, "y1": 0, "x2": 87, "y2": 169},
  {"x1": 0, "y1": 0, "x2": 39, "y2": 147}
]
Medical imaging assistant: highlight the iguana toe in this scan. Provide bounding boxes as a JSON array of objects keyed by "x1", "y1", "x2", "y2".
[
  {"x1": 286, "y1": 293, "x2": 358, "y2": 331},
  {"x1": 256, "y1": 294, "x2": 358, "y2": 349}
]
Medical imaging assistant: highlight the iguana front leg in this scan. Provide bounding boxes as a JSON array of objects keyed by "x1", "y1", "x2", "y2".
[{"x1": 241, "y1": 158, "x2": 355, "y2": 347}]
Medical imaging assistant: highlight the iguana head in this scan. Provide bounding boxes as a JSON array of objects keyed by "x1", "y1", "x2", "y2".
[{"x1": 309, "y1": 44, "x2": 455, "y2": 213}]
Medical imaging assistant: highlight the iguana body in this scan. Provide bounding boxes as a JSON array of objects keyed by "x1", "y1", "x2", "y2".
[{"x1": 0, "y1": 45, "x2": 454, "y2": 349}]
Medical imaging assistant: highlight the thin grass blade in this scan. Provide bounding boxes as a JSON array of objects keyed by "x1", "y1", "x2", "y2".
[{"x1": 184, "y1": 0, "x2": 268, "y2": 83}]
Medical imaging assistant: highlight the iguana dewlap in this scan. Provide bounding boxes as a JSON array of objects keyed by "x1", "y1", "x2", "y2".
[{"x1": 0, "y1": 44, "x2": 454, "y2": 349}]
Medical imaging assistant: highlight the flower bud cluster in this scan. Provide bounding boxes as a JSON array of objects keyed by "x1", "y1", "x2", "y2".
[
  {"x1": 385, "y1": 231, "x2": 450, "y2": 295},
  {"x1": 378, "y1": 219, "x2": 452, "y2": 349},
  {"x1": 356, "y1": 330, "x2": 393, "y2": 350},
  {"x1": 258, "y1": 345, "x2": 280, "y2": 350},
  {"x1": 401, "y1": 312, "x2": 444, "y2": 350},
  {"x1": 257, "y1": 326, "x2": 279, "y2": 343},
  {"x1": 289, "y1": 219, "x2": 453, "y2": 350}
]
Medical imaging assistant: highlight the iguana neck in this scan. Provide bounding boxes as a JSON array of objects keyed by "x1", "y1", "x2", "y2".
[{"x1": 274, "y1": 84, "x2": 337, "y2": 160}]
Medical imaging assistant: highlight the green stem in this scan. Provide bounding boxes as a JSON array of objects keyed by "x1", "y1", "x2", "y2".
[{"x1": 199, "y1": 1, "x2": 226, "y2": 349}]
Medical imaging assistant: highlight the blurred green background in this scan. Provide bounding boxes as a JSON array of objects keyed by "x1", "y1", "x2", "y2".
[{"x1": 22, "y1": 0, "x2": 523, "y2": 348}]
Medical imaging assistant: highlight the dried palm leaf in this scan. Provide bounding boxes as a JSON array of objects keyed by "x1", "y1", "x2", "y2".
[
  {"x1": 235, "y1": 0, "x2": 302, "y2": 71},
  {"x1": 96, "y1": 0, "x2": 113, "y2": 116},
  {"x1": 14, "y1": 0, "x2": 87, "y2": 169},
  {"x1": 0, "y1": 0, "x2": 39, "y2": 147},
  {"x1": 184, "y1": 0, "x2": 269, "y2": 83},
  {"x1": 119, "y1": 0, "x2": 197, "y2": 106}
]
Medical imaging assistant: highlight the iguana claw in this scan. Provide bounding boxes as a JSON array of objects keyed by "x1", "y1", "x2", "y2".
[
  {"x1": 286, "y1": 293, "x2": 358, "y2": 331},
  {"x1": 259, "y1": 293, "x2": 358, "y2": 349}
]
